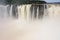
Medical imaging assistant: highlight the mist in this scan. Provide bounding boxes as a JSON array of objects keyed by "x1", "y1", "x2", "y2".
[{"x1": 0, "y1": 4, "x2": 60, "y2": 40}]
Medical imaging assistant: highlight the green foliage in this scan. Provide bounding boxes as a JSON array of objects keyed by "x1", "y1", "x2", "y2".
[
  {"x1": 5, "y1": 0, "x2": 17, "y2": 5},
  {"x1": 5, "y1": 0, "x2": 44, "y2": 5},
  {"x1": 5, "y1": 0, "x2": 12, "y2": 4},
  {"x1": 16, "y1": 0, "x2": 30, "y2": 5}
]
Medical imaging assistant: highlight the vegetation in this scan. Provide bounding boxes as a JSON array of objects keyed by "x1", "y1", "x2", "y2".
[{"x1": 5, "y1": 0, "x2": 45, "y2": 5}]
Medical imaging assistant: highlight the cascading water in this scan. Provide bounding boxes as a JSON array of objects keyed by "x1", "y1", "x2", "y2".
[
  {"x1": 17, "y1": 4, "x2": 47, "y2": 21},
  {"x1": 0, "y1": 4, "x2": 47, "y2": 20},
  {"x1": 0, "y1": 4, "x2": 60, "y2": 40},
  {"x1": 18, "y1": 4, "x2": 31, "y2": 21},
  {"x1": 0, "y1": 5, "x2": 7, "y2": 18},
  {"x1": 0, "y1": 5, "x2": 13, "y2": 18}
]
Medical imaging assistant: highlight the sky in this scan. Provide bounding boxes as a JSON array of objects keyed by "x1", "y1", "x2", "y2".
[{"x1": 44, "y1": 0, "x2": 60, "y2": 3}]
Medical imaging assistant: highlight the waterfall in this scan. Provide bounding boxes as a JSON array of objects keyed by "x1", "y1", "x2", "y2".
[
  {"x1": 0, "y1": 4, "x2": 60, "y2": 40},
  {"x1": 17, "y1": 4, "x2": 47, "y2": 21},
  {"x1": 0, "y1": 5, "x2": 8, "y2": 18},
  {"x1": 0, "y1": 5, "x2": 18, "y2": 19},
  {"x1": 0, "y1": 4, "x2": 47, "y2": 21},
  {"x1": 0, "y1": 4, "x2": 60, "y2": 21},
  {"x1": 17, "y1": 4, "x2": 31, "y2": 21}
]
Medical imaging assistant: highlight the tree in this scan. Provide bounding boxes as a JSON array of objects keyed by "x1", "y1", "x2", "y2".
[{"x1": 5, "y1": 0, "x2": 12, "y2": 5}]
